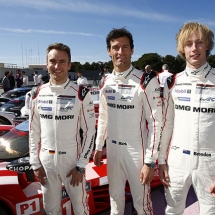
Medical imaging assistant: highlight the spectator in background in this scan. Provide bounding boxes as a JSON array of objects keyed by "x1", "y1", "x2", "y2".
[
  {"x1": 157, "y1": 64, "x2": 173, "y2": 97},
  {"x1": 33, "y1": 71, "x2": 40, "y2": 85},
  {"x1": 100, "y1": 65, "x2": 111, "y2": 86},
  {"x1": 15, "y1": 69, "x2": 23, "y2": 88},
  {"x1": 22, "y1": 71, "x2": 29, "y2": 86},
  {"x1": 8, "y1": 71, "x2": 15, "y2": 90},
  {"x1": 38, "y1": 74, "x2": 43, "y2": 84},
  {"x1": 145, "y1": 65, "x2": 152, "y2": 73},
  {"x1": 2, "y1": 71, "x2": 10, "y2": 92},
  {"x1": 77, "y1": 70, "x2": 88, "y2": 86}
]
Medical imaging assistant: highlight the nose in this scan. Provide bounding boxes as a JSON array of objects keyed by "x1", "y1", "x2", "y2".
[
  {"x1": 118, "y1": 47, "x2": 123, "y2": 54},
  {"x1": 54, "y1": 62, "x2": 61, "y2": 68},
  {"x1": 191, "y1": 42, "x2": 197, "y2": 50}
]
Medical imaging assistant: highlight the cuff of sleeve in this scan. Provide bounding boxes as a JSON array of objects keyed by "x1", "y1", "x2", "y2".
[
  {"x1": 95, "y1": 144, "x2": 103, "y2": 151},
  {"x1": 144, "y1": 157, "x2": 157, "y2": 163},
  {"x1": 158, "y1": 157, "x2": 166, "y2": 165},
  {"x1": 31, "y1": 163, "x2": 41, "y2": 171}
]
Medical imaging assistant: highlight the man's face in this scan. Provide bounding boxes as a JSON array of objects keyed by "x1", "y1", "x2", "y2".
[
  {"x1": 107, "y1": 36, "x2": 133, "y2": 72},
  {"x1": 183, "y1": 30, "x2": 208, "y2": 69},
  {"x1": 46, "y1": 49, "x2": 71, "y2": 85},
  {"x1": 77, "y1": 72, "x2": 82, "y2": 78}
]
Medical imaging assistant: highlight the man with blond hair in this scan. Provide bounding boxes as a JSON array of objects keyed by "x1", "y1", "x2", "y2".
[{"x1": 159, "y1": 22, "x2": 215, "y2": 214}]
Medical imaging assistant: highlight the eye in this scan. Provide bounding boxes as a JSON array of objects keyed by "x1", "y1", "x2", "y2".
[{"x1": 185, "y1": 42, "x2": 192, "y2": 47}]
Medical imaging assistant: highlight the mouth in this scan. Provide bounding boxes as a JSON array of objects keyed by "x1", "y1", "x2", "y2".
[{"x1": 191, "y1": 54, "x2": 200, "y2": 59}]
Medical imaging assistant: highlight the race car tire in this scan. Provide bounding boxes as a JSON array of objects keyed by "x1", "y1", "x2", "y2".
[{"x1": 0, "y1": 205, "x2": 8, "y2": 215}]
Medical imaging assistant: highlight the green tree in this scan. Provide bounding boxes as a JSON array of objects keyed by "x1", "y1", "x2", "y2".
[
  {"x1": 208, "y1": 54, "x2": 215, "y2": 68},
  {"x1": 134, "y1": 53, "x2": 162, "y2": 71}
]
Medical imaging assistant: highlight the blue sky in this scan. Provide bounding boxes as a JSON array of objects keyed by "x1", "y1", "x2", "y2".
[{"x1": 0, "y1": 0, "x2": 215, "y2": 68}]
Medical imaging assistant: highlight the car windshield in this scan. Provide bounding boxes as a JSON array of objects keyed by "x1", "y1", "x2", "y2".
[
  {"x1": 1, "y1": 88, "x2": 31, "y2": 99},
  {"x1": 0, "y1": 120, "x2": 29, "y2": 161},
  {"x1": 4, "y1": 97, "x2": 25, "y2": 106}
]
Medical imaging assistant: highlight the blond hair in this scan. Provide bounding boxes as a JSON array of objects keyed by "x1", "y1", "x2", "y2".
[{"x1": 176, "y1": 22, "x2": 214, "y2": 59}]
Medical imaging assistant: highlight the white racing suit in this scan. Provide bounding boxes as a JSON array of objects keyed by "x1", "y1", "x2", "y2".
[
  {"x1": 96, "y1": 66, "x2": 162, "y2": 215},
  {"x1": 159, "y1": 62, "x2": 215, "y2": 214},
  {"x1": 29, "y1": 79, "x2": 95, "y2": 215}
]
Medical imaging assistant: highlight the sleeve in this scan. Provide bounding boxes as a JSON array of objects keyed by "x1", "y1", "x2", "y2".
[
  {"x1": 76, "y1": 87, "x2": 96, "y2": 168},
  {"x1": 29, "y1": 89, "x2": 42, "y2": 170},
  {"x1": 95, "y1": 88, "x2": 107, "y2": 151},
  {"x1": 84, "y1": 77, "x2": 89, "y2": 85},
  {"x1": 142, "y1": 75, "x2": 163, "y2": 163},
  {"x1": 158, "y1": 79, "x2": 175, "y2": 164}
]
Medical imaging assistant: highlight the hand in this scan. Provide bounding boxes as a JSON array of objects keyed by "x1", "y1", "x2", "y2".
[
  {"x1": 93, "y1": 150, "x2": 103, "y2": 166},
  {"x1": 34, "y1": 166, "x2": 47, "y2": 185},
  {"x1": 159, "y1": 164, "x2": 170, "y2": 187},
  {"x1": 66, "y1": 167, "x2": 84, "y2": 187},
  {"x1": 140, "y1": 164, "x2": 154, "y2": 185},
  {"x1": 210, "y1": 182, "x2": 215, "y2": 197}
]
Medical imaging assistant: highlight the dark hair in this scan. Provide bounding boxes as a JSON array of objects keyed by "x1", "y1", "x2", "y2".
[
  {"x1": 5, "y1": 71, "x2": 10, "y2": 76},
  {"x1": 46, "y1": 43, "x2": 71, "y2": 63},
  {"x1": 103, "y1": 65, "x2": 109, "y2": 69},
  {"x1": 106, "y1": 27, "x2": 134, "y2": 50}
]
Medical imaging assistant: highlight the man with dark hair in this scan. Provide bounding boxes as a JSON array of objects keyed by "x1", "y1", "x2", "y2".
[
  {"x1": 94, "y1": 27, "x2": 162, "y2": 214},
  {"x1": 159, "y1": 22, "x2": 215, "y2": 214},
  {"x1": 100, "y1": 64, "x2": 111, "y2": 86},
  {"x1": 29, "y1": 42, "x2": 95, "y2": 215},
  {"x1": 8, "y1": 71, "x2": 15, "y2": 89},
  {"x1": 15, "y1": 69, "x2": 23, "y2": 88},
  {"x1": 2, "y1": 71, "x2": 10, "y2": 92},
  {"x1": 77, "y1": 70, "x2": 88, "y2": 86}
]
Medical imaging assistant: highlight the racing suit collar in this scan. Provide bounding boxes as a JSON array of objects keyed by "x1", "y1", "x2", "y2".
[
  {"x1": 185, "y1": 62, "x2": 211, "y2": 79},
  {"x1": 49, "y1": 78, "x2": 71, "y2": 91},
  {"x1": 113, "y1": 65, "x2": 134, "y2": 80}
]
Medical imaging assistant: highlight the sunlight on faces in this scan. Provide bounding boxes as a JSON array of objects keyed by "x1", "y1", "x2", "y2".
[{"x1": 47, "y1": 49, "x2": 71, "y2": 85}]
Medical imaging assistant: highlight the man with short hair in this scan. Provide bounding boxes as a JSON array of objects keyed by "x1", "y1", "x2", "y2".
[
  {"x1": 100, "y1": 65, "x2": 111, "y2": 86},
  {"x1": 157, "y1": 64, "x2": 172, "y2": 97},
  {"x1": 145, "y1": 65, "x2": 152, "y2": 73},
  {"x1": 159, "y1": 22, "x2": 215, "y2": 214},
  {"x1": 15, "y1": 69, "x2": 23, "y2": 88},
  {"x1": 2, "y1": 71, "x2": 10, "y2": 92},
  {"x1": 94, "y1": 27, "x2": 162, "y2": 214},
  {"x1": 8, "y1": 71, "x2": 15, "y2": 90},
  {"x1": 33, "y1": 71, "x2": 40, "y2": 85},
  {"x1": 29, "y1": 43, "x2": 95, "y2": 215},
  {"x1": 77, "y1": 71, "x2": 88, "y2": 86},
  {"x1": 22, "y1": 71, "x2": 29, "y2": 86}
]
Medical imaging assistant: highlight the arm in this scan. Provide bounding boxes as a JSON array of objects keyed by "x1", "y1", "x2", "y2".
[
  {"x1": 140, "y1": 75, "x2": 163, "y2": 184},
  {"x1": 67, "y1": 87, "x2": 96, "y2": 186},
  {"x1": 29, "y1": 88, "x2": 47, "y2": 184},
  {"x1": 158, "y1": 78, "x2": 175, "y2": 186},
  {"x1": 29, "y1": 90, "x2": 42, "y2": 171},
  {"x1": 93, "y1": 88, "x2": 107, "y2": 166},
  {"x1": 76, "y1": 87, "x2": 96, "y2": 168}
]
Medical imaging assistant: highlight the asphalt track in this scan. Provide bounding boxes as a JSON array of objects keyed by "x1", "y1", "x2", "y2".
[{"x1": 101, "y1": 185, "x2": 199, "y2": 215}]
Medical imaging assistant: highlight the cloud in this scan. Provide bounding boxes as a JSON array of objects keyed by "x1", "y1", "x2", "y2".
[
  {"x1": 0, "y1": 0, "x2": 178, "y2": 23},
  {"x1": 0, "y1": 27, "x2": 102, "y2": 37}
]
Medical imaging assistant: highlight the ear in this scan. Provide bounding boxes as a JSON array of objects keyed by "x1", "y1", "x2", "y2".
[
  {"x1": 107, "y1": 48, "x2": 111, "y2": 57},
  {"x1": 69, "y1": 62, "x2": 72, "y2": 70},
  {"x1": 131, "y1": 48, "x2": 134, "y2": 55}
]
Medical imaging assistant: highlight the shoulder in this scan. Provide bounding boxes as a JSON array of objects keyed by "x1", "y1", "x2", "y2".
[
  {"x1": 140, "y1": 71, "x2": 157, "y2": 89},
  {"x1": 78, "y1": 85, "x2": 90, "y2": 101},
  {"x1": 166, "y1": 72, "x2": 184, "y2": 89}
]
